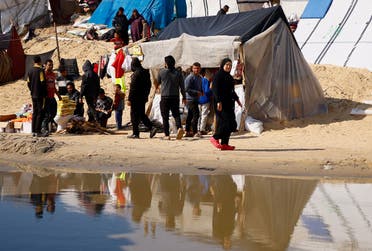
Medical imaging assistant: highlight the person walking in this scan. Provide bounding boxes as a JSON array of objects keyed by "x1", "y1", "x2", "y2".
[
  {"x1": 210, "y1": 58, "x2": 242, "y2": 150},
  {"x1": 127, "y1": 58, "x2": 157, "y2": 138},
  {"x1": 184, "y1": 62, "x2": 203, "y2": 137},
  {"x1": 156, "y1": 55, "x2": 186, "y2": 140},
  {"x1": 80, "y1": 60, "x2": 100, "y2": 122},
  {"x1": 27, "y1": 56, "x2": 47, "y2": 137}
]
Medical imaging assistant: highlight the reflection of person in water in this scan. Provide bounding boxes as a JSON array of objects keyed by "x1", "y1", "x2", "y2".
[
  {"x1": 29, "y1": 174, "x2": 58, "y2": 218},
  {"x1": 186, "y1": 175, "x2": 204, "y2": 216},
  {"x1": 210, "y1": 175, "x2": 237, "y2": 250},
  {"x1": 158, "y1": 173, "x2": 186, "y2": 230},
  {"x1": 129, "y1": 173, "x2": 152, "y2": 223},
  {"x1": 77, "y1": 173, "x2": 108, "y2": 216}
]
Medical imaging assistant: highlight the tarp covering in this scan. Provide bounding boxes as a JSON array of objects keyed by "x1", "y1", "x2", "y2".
[
  {"x1": 141, "y1": 34, "x2": 241, "y2": 69},
  {"x1": 24, "y1": 48, "x2": 56, "y2": 80},
  {"x1": 186, "y1": 0, "x2": 239, "y2": 17},
  {"x1": 244, "y1": 20, "x2": 327, "y2": 121},
  {"x1": 89, "y1": 0, "x2": 186, "y2": 30},
  {"x1": 0, "y1": 0, "x2": 49, "y2": 34},
  {"x1": 49, "y1": 0, "x2": 78, "y2": 24},
  {"x1": 0, "y1": 27, "x2": 25, "y2": 83},
  {"x1": 301, "y1": 0, "x2": 333, "y2": 19},
  {"x1": 157, "y1": 6, "x2": 288, "y2": 42}
]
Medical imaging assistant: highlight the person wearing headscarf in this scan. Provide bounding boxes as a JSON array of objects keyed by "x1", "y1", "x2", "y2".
[
  {"x1": 127, "y1": 57, "x2": 157, "y2": 138},
  {"x1": 210, "y1": 58, "x2": 242, "y2": 150},
  {"x1": 80, "y1": 60, "x2": 100, "y2": 122},
  {"x1": 112, "y1": 7, "x2": 129, "y2": 45},
  {"x1": 128, "y1": 9, "x2": 145, "y2": 42}
]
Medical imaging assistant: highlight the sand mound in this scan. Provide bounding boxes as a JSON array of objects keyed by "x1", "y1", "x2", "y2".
[{"x1": 0, "y1": 134, "x2": 60, "y2": 154}]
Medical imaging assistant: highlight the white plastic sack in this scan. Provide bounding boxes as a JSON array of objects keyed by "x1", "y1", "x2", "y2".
[
  {"x1": 107, "y1": 51, "x2": 116, "y2": 83},
  {"x1": 121, "y1": 54, "x2": 132, "y2": 72},
  {"x1": 245, "y1": 116, "x2": 263, "y2": 135},
  {"x1": 54, "y1": 114, "x2": 74, "y2": 131},
  {"x1": 149, "y1": 94, "x2": 162, "y2": 123},
  {"x1": 234, "y1": 85, "x2": 245, "y2": 129}
]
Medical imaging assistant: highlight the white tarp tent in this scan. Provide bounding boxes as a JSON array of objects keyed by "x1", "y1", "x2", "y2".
[{"x1": 0, "y1": 0, "x2": 49, "y2": 34}]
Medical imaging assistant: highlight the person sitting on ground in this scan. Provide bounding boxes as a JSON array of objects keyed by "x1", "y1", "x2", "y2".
[
  {"x1": 112, "y1": 84, "x2": 125, "y2": 130},
  {"x1": 217, "y1": 5, "x2": 229, "y2": 15},
  {"x1": 66, "y1": 82, "x2": 84, "y2": 117},
  {"x1": 110, "y1": 31, "x2": 124, "y2": 50},
  {"x1": 95, "y1": 88, "x2": 113, "y2": 128},
  {"x1": 127, "y1": 57, "x2": 157, "y2": 139}
]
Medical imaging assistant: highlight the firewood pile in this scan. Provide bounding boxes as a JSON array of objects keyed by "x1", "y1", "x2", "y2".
[{"x1": 64, "y1": 120, "x2": 113, "y2": 135}]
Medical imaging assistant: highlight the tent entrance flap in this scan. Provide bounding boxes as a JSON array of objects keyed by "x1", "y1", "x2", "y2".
[{"x1": 243, "y1": 19, "x2": 327, "y2": 121}]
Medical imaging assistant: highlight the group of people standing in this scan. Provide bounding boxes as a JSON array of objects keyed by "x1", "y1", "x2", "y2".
[{"x1": 27, "y1": 54, "x2": 242, "y2": 150}]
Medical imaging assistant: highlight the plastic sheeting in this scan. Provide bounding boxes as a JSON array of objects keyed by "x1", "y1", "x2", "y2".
[
  {"x1": 301, "y1": 0, "x2": 333, "y2": 19},
  {"x1": 141, "y1": 33, "x2": 241, "y2": 69},
  {"x1": 186, "y1": 0, "x2": 239, "y2": 17},
  {"x1": 89, "y1": 0, "x2": 186, "y2": 30},
  {"x1": 243, "y1": 20, "x2": 327, "y2": 121},
  {"x1": 0, "y1": 0, "x2": 49, "y2": 34}
]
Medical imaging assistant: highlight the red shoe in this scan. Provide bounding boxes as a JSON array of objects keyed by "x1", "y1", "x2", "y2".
[
  {"x1": 220, "y1": 144, "x2": 235, "y2": 151},
  {"x1": 210, "y1": 137, "x2": 221, "y2": 149}
]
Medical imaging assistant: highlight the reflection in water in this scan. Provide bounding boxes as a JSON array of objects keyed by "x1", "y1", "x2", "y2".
[{"x1": 0, "y1": 171, "x2": 372, "y2": 250}]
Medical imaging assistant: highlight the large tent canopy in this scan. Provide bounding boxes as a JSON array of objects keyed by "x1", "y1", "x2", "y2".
[{"x1": 142, "y1": 6, "x2": 327, "y2": 121}]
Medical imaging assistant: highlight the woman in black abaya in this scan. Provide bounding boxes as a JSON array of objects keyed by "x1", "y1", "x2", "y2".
[{"x1": 210, "y1": 58, "x2": 242, "y2": 150}]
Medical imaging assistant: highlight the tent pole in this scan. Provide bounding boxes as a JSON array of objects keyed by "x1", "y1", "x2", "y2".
[{"x1": 54, "y1": 22, "x2": 61, "y2": 63}]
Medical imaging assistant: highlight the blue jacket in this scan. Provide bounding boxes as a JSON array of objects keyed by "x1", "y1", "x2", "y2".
[
  {"x1": 184, "y1": 73, "x2": 202, "y2": 102},
  {"x1": 199, "y1": 77, "x2": 212, "y2": 104}
]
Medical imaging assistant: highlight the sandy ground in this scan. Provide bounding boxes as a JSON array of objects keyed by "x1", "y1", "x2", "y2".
[{"x1": 1, "y1": 26, "x2": 372, "y2": 178}]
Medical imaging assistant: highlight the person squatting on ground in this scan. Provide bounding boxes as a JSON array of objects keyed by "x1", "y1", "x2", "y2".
[
  {"x1": 198, "y1": 68, "x2": 212, "y2": 135},
  {"x1": 184, "y1": 62, "x2": 203, "y2": 137},
  {"x1": 112, "y1": 7, "x2": 129, "y2": 45},
  {"x1": 113, "y1": 84, "x2": 125, "y2": 130},
  {"x1": 95, "y1": 88, "x2": 113, "y2": 128},
  {"x1": 80, "y1": 60, "x2": 100, "y2": 122},
  {"x1": 210, "y1": 58, "x2": 242, "y2": 151},
  {"x1": 42, "y1": 59, "x2": 62, "y2": 134},
  {"x1": 27, "y1": 56, "x2": 47, "y2": 137},
  {"x1": 127, "y1": 57, "x2": 157, "y2": 139},
  {"x1": 157, "y1": 55, "x2": 186, "y2": 140},
  {"x1": 66, "y1": 82, "x2": 84, "y2": 117}
]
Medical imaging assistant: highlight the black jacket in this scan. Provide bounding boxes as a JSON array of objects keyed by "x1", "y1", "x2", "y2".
[
  {"x1": 129, "y1": 67, "x2": 151, "y2": 103},
  {"x1": 80, "y1": 60, "x2": 100, "y2": 99},
  {"x1": 27, "y1": 65, "x2": 46, "y2": 98}
]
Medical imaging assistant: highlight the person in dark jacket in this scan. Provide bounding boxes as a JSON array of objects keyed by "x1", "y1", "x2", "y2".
[
  {"x1": 210, "y1": 58, "x2": 242, "y2": 150},
  {"x1": 66, "y1": 82, "x2": 84, "y2": 117},
  {"x1": 127, "y1": 57, "x2": 157, "y2": 138},
  {"x1": 217, "y1": 5, "x2": 229, "y2": 15},
  {"x1": 80, "y1": 60, "x2": 100, "y2": 122},
  {"x1": 27, "y1": 56, "x2": 47, "y2": 137},
  {"x1": 156, "y1": 55, "x2": 186, "y2": 140},
  {"x1": 112, "y1": 7, "x2": 129, "y2": 45},
  {"x1": 184, "y1": 62, "x2": 203, "y2": 137}
]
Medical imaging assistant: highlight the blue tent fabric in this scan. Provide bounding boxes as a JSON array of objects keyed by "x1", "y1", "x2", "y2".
[
  {"x1": 301, "y1": 0, "x2": 333, "y2": 19},
  {"x1": 89, "y1": 0, "x2": 186, "y2": 30}
]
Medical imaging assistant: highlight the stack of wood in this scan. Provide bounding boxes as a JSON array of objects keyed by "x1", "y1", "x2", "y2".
[{"x1": 65, "y1": 120, "x2": 113, "y2": 135}]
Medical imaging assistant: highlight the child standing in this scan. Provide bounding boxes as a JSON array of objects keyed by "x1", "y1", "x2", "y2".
[{"x1": 113, "y1": 84, "x2": 125, "y2": 129}]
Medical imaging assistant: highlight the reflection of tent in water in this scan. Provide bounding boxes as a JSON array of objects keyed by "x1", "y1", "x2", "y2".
[
  {"x1": 240, "y1": 176, "x2": 317, "y2": 250},
  {"x1": 142, "y1": 6, "x2": 327, "y2": 121}
]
